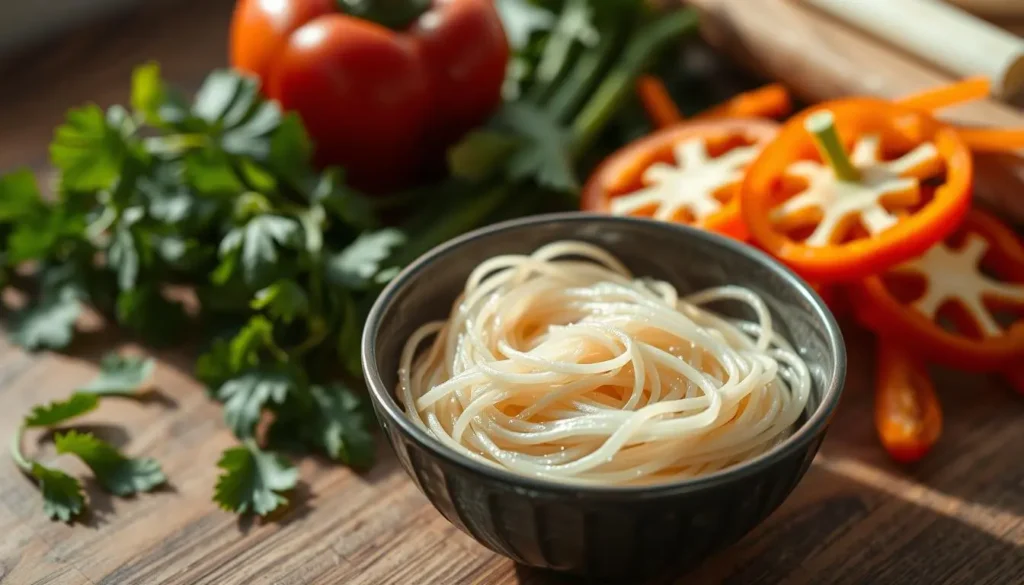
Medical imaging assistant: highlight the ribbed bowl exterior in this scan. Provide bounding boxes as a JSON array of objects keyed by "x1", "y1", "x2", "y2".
[
  {"x1": 376, "y1": 405, "x2": 826, "y2": 579},
  {"x1": 363, "y1": 213, "x2": 846, "y2": 580}
]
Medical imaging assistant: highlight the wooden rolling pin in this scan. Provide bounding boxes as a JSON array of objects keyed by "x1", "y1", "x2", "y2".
[
  {"x1": 686, "y1": 0, "x2": 1024, "y2": 225},
  {"x1": 946, "y1": 0, "x2": 1024, "y2": 20}
]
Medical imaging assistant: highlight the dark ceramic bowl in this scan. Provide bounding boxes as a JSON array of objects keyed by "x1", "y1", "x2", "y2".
[{"x1": 361, "y1": 213, "x2": 845, "y2": 580}]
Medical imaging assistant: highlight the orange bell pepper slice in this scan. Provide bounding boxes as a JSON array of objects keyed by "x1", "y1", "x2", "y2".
[
  {"x1": 897, "y1": 77, "x2": 1024, "y2": 153},
  {"x1": 874, "y1": 338, "x2": 942, "y2": 464},
  {"x1": 636, "y1": 76, "x2": 684, "y2": 128},
  {"x1": 581, "y1": 118, "x2": 779, "y2": 240},
  {"x1": 852, "y1": 209, "x2": 1024, "y2": 371},
  {"x1": 636, "y1": 76, "x2": 792, "y2": 126},
  {"x1": 739, "y1": 97, "x2": 973, "y2": 283},
  {"x1": 696, "y1": 83, "x2": 792, "y2": 121}
]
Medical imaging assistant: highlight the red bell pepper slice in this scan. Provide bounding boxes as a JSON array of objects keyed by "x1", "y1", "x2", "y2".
[
  {"x1": 852, "y1": 209, "x2": 1024, "y2": 371},
  {"x1": 874, "y1": 338, "x2": 943, "y2": 464}
]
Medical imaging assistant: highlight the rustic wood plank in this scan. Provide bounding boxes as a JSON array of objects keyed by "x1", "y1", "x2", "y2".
[{"x1": 1, "y1": 2, "x2": 1022, "y2": 584}]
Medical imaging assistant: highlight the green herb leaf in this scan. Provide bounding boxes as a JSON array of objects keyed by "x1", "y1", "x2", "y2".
[
  {"x1": 220, "y1": 215, "x2": 302, "y2": 288},
  {"x1": 54, "y1": 430, "x2": 166, "y2": 496},
  {"x1": 497, "y1": 0, "x2": 555, "y2": 49},
  {"x1": 24, "y1": 393, "x2": 100, "y2": 428},
  {"x1": 324, "y1": 229, "x2": 407, "y2": 289},
  {"x1": 185, "y1": 146, "x2": 245, "y2": 194},
  {"x1": 216, "y1": 370, "x2": 293, "y2": 438},
  {"x1": 447, "y1": 130, "x2": 522, "y2": 182},
  {"x1": 115, "y1": 285, "x2": 189, "y2": 346},
  {"x1": 31, "y1": 463, "x2": 85, "y2": 522},
  {"x1": 50, "y1": 104, "x2": 130, "y2": 192},
  {"x1": 0, "y1": 168, "x2": 45, "y2": 222},
  {"x1": 80, "y1": 354, "x2": 155, "y2": 396},
  {"x1": 131, "y1": 62, "x2": 165, "y2": 125},
  {"x1": 5, "y1": 209, "x2": 86, "y2": 264},
  {"x1": 8, "y1": 292, "x2": 82, "y2": 351},
  {"x1": 499, "y1": 103, "x2": 578, "y2": 191},
  {"x1": 310, "y1": 168, "x2": 375, "y2": 230},
  {"x1": 108, "y1": 225, "x2": 141, "y2": 290},
  {"x1": 213, "y1": 442, "x2": 298, "y2": 516},
  {"x1": 252, "y1": 280, "x2": 309, "y2": 324},
  {"x1": 309, "y1": 384, "x2": 375, "y2": 468},
  {"x1": 228, "y1": 316, "x2": 276, "y2": 372}
]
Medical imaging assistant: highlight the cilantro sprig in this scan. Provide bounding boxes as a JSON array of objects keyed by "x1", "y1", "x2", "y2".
[
  {"x1": 9, "y1": 354, "x2": 165, "y2": 522},
  {"x1": 1, "y1": 0, "x2": 697, "y2": 520}
]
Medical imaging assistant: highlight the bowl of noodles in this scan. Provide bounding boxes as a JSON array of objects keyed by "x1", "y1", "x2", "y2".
[{"x1": 361, "y1": 213, "x2": 845, "y2": 579}]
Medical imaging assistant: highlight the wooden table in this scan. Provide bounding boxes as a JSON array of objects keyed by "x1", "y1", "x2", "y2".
[{"x1": 0, "y1": 1, "x2": 1022, "y2": 583}]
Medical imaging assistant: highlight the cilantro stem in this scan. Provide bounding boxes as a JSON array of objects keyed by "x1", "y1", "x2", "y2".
[
  {"x1": 10, "y1": 426, "x2": 32, "y2": 473},
  {"x1": 142, "y1": 134, "x2": 207, "y2": 156},
  {"x1": 570, "y1": 9, "x2": 698, "y2": 157},
  {"x1": 805, "y1": 111, "x2": 861, "y2": 182}
]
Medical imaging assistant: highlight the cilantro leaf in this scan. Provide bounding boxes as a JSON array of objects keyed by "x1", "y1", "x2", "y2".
[
  {"x1": 498, "y1": 103, "x2": 578, "y2": 191},
  {"x1": 447, "y1": 130, "x2": 522, "y2": 182},
  {"x1": 228, "y1": 316, "x2": 276, "y2": 372},
  {"x1": 115, "y1": 285, "x2": 189, "y2": 346},
  {"x1": 309, "y1": 384, "x2": 375, "y2": 468},
  {"x1": 24, "y1": 393, "x2": 100, "y2": 428},
  {"x1": 184, "y1": 146, "x2": 246, "y2": 195},
  {"x1": 50, "y1": 104, "x2": 130, "y2": 192},
  {"x1": 213, "y1": 442, "x2": 297, "y2": 516},
  {"x1": 497, "y1": 0, "x2": 555, "y2": 49},
  {"x1": 108, "y1": 225, "x2": 141, "y2": 290},
  {"x1": 310, "y1": 168, "x2": 375, "y2": 230},
  {"x1": 5, "y1": 209, "x2": 86, "y2": 264},
  {"x1": 220, "y1": 215, "x2": 302, "y2": 288},
  {"x1": 54, "y1": 431, "x2": 166, "y2": 496},
  {"x1": 31, "y1": 463, "x2": 85, "y2": 522},
  {"x1": 216, "y1": 370, "x2": 293, "y2": 438},
  {"x1": 534, "y1": 0, "x2": 599, "y2": 85},
  {"x1": 268, "y1": 114, "x2": 313, "y2": 184},
  {"x1": 130, "y1": 62, "x2": 164, "y2": 125},
  {"x1": 0, "y1": 168, "x2": 45, "y2": 221},
  {"x1": 336, "y1": 293, "x2": 364, "y2": 379},
  {"x1": 324, "y1": 229, "x2": 407, "y2": 289},
  {"x1": 252, "y1": 280, "x2": 309, "y2": 324},
  {"x1": 80, "y1": 354, "x2": 155, "y2": 396},
  {"x1": 8, "y1": 292, "x2": 82, "y2": 350},
  {"x1": 192, "y1": 69, "x2": 282, "y2": 160}
]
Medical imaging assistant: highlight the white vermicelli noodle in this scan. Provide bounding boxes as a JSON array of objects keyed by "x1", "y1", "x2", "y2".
[{"x1": 397, "y1": 241, "x2": 812, "y2": 485}]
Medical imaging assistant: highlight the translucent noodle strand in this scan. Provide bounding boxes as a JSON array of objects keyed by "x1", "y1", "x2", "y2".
[{"x1": 397, "y1": 241, "x2": 812, "y2": 485}]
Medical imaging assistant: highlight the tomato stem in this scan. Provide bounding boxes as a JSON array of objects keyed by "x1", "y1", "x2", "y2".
[
  {"x1": 805, "y1": 110, "x2": 861, "y2": 182},
  {"x1": 335, "y1": 0, "x2": 430, "y2": 30}
]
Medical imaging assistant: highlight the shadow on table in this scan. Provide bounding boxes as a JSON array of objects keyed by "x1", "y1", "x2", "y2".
[{"x1": 506, "y1": 459, "x2": 1024, "y2": 585}]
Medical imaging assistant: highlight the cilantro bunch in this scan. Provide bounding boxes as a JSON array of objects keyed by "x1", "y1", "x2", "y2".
[{"x1": 1, "y1": 0, "x2": 697, "y2": 521}]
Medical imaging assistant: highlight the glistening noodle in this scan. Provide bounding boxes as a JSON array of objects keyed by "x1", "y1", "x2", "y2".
[{"x1": 397, "y1": 241, "x2": 811, "y2": 485}]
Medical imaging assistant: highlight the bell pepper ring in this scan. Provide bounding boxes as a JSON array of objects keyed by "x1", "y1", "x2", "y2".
[
  {"x1": 581, "y1": 118, "x2": 780, "y2": 240},
  {"x1": 874, "y1": 338, "x2": 942, "y2": 464},
  {"x1": 852, "y1": 209, "x2": 1024, "y2": 371},
  {"x1": 739, "y1": 98, "x2": 973, "y2": 283},
  {"x1": 230, "y1": 0, "x2": 509, "y2": 193}
]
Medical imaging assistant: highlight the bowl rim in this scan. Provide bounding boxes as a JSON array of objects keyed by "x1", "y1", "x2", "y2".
[{"x1": 362, "y1": 212, "x2": 846, "y2": 499}]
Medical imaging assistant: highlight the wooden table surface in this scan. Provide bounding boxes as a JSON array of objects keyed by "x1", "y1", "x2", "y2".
[{"x1": 0, "y1": 1, "x2": 1022, "y2": 584}]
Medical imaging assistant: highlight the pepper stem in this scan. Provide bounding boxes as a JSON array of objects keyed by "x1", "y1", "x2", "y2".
[
  {"x1": 805, "y1": 110, "x2": 860, "y2": 182},
  {"x1": 336, "y1": 0, "x2": 430, "y2": 30}
]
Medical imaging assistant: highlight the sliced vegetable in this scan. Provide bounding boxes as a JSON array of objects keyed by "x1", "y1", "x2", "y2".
[
  {"x1": 852, "y1": 209, "x2": 1024, "y2": 371},
  {"x1": 582, "y1": 118, "x2": 778, "y2": 240},
  {"x1": 636, "y1": 75, "x2": 682, "y2": 128},
  {"x1": 230, "y1": 0, "x2": 509, "y2": 192},
  {"x1": 740, "y1": 98, "x2": 972, "y2": 282},
  {"x1": 696, "y1": 83, "x2": 792, "y2": 121},
  {"x1": 895, "y1": 77, "x2": 991, "y2": 112},
  {"x1": 874, "y1": 338, "x2": 942, "y2": 464}
]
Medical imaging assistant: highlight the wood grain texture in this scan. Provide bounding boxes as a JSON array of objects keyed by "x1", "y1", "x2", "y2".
[{"x1": 0, "y1": 2, "x2": 1022, "y2": 584}]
